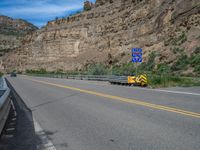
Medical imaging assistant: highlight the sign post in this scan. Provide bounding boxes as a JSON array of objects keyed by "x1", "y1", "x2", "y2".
[{"x1": 132, "y1": 48, "x2": 142, "y2": 75}]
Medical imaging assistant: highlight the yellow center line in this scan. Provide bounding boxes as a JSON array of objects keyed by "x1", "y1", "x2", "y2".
[{"x1": 24, "y1": 77, "x2": 200, "y2": 119}]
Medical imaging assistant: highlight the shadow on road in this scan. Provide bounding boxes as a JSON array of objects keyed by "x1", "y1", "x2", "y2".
[{"x1": 0, "y1": 80, "x2": 56, "y2": 150}]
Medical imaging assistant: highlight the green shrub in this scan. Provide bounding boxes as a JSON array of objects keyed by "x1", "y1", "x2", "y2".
[
  {"x1": 84, "y1": 1, "x2": 92, "y2": 11},
  {"x1": 17, "y1": 71, "x2": 22, "y2": 74},
  {"x1": 67, "y1": 70, "x2": 80, "y2": 75},
  {"x1": 111, "y1": 62, "x2": 138, "y2": 76},
  {"x1": 190, "y1": 55, "x2": 200, "y2": 66},
  {"x1": 188, "y1": 49, "x2": 200, "y2": 74},
  {"x1": 194, "y1": 65, "x2": 200, "y2": 74},
  {"x1": 171, "y1": 55, "x2": 188, "y2": 71},
  {"x1": 169, "y1": 76, "x2": 182, "y2": 82},
  {"x1": 25, "y1": 69, "x2": 32, "y2": 74},
  {"x1": 149, "y1": 75, "x2": 162, "y2": 85},
  {"x1": 148, "y1": 75, "x2": 200, "y2": 88},
  {"x1": 148, "y1": 74, "x2": 171, "y2": 87},
  {"x1": 86, "y1": 64, "x2": 108, "y2": 75},
  {"x1": 178, "y1": 32, "x2": 187, "y2": 45},
  {"x1": 157, "y1": 64, "x2": 170, "y2": 75},
  {"x1": 138, "y1": 52, "x2": 156, "y2": 72},
  {"x1": 172, "y1": 47, "x2": 184, "y2": 54},
  {"x1": 26, "y1": 68, "x2": 47, "y2": 74},
  {"x1": 171, "y1": 31, "x2": 187, "y2": 45},
  {"x1": 146, "y1": 52, "x2": 156, "y2": 70},
  {"x1": 55, "y1": 69, "x2": 64, "y2": 74},
  {"x1": 194, "y1": 46, "x2": 200, "y2": 54}
]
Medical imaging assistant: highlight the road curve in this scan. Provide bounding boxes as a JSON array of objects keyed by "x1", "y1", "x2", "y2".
[{"x1": 6, "y1": 75, "x2": 200, "y2": 150}]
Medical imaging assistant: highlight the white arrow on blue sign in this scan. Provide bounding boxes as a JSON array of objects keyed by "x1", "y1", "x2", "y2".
[{"x1": 132, "y1": 48, "x2": 142, "y2": 63}]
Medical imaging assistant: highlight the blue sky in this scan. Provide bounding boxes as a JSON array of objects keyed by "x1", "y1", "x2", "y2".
[{"x1": 0, "y1": 0, "x2": 96, "y2": 28}]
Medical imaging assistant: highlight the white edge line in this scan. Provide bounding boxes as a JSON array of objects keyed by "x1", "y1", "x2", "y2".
[
  {"x1": 33, "y1": 118, "x2": 57, "y2": 150},
  {"x1": 116, "y1": 85, "x2": 200, "y2": 96},
  {"x1": 153, "y1": 89, "x2": 200, "y2": 96}
]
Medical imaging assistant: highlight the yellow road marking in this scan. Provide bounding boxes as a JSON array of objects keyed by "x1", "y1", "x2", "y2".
[{"x1": 25, "y1": 77, "x2": 200, "y2": 119}]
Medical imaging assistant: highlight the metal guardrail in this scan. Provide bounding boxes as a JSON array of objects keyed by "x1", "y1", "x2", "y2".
[
  {"x1": 0, "y1": 77, "x2": 11, "y2": 135},
  {"x1": 0, "y1": 78, "x2": 4, "y2": 88},
  {"x1": 28, "y1": 74, "x2": 129, "y2": 83}
]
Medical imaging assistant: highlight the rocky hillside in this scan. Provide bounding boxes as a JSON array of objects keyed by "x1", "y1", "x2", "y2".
[
  {"x1": 0, "y1": 15, "x2": 37, "y2": 59},
  {"x1": 1, "y1": 0, "x2": 200, "y2": 75}
]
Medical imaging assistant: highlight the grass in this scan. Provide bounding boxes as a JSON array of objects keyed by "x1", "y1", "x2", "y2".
[{"x1": 148, "y1": 74, "x2": 200, "y2": 88}]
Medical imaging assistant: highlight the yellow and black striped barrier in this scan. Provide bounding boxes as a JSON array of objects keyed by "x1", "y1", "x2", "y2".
[{"x1": 128, "y1": 74, "x2": 148, "y2": 87}]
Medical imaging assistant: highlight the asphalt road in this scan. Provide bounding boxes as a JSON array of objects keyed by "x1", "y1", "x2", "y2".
[{"x1": 5, "y1": 75, "x2": 200, "y2": 150}]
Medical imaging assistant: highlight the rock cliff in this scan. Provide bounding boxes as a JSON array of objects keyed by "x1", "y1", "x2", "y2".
[
  {"x1": 1, "y1": 0, "x2": 200, "y2": 74},
  {"x1": 0, "y1": 15, "x2": 37, "y2": 69}
]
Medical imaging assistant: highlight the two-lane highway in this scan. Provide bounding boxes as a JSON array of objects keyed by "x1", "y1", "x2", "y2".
[{"x1": 6, "y1": 75, "x2": 200, "y2": 150}]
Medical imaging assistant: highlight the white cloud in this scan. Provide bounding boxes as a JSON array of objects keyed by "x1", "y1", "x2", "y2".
[
  {"x1": 1, "y1": 4, "x2": 81, "y2": 16},
  {"x1": 0, "y1": 0, "x2": 85, "y2": 27}
]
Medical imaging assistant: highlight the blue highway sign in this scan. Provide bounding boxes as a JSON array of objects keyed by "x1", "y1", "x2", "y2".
[{"x1": 132, "y1": 48, "x2": 142, "y2": 63}]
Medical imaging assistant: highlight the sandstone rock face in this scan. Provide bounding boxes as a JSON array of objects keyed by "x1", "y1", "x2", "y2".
[
  {"x1": 1, "y1": 0, "x2": 200, "y2": 73},
  {"x1": 0, "y1": 15, "x2": 37, "y2": 70},
  {"x1": 95, "y1": 0, "x2": 111, "y2": 7}
]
